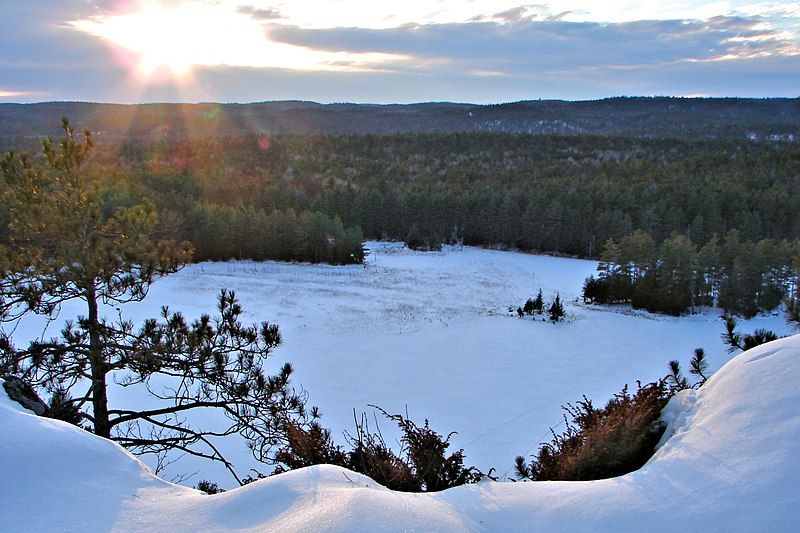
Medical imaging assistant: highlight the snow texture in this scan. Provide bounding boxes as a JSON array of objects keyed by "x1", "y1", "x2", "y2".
[{"x1": 2, "y1": 334, "x2": 800, "y2": 531}]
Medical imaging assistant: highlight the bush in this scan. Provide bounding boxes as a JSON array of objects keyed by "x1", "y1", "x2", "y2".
[
  {"x1": 273, "y1": 408, "x2": 480, "y2": 492},
  {"x1": 273, "y1": 421, "x2": 348, "y2": 473},
  {"x1": 195, "y1": 480, "x2": 225, "y2": 495},
  {"x1": 382, "y1": 409, "x2": 480, "y2": 492},
  {"x1": 347, "y1": 414, "x2": 419, "y2": 491},
  {"x1": 515, "y1": 381, "x2": 670, "y2": 481}
]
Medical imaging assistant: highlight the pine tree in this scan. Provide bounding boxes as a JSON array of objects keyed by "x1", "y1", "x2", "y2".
[
  {"x1": 523, "y1": 298, "x2": 535, "y2": 315},
  {"x1": 548, "y1": 293, "x2": 565, "y2": 323},
  {"x1": 721, "y1": 315, "x2": 744, "y2": 353},
  {"x1": 533, "y1": 289, "x2": 545, "y2": 314},
  {"x1": 721, "y1": 315, "x2": 778, "y2": 354},
  {"x1": 689, "y1": 348, "x2": 709, "y2": 386},
  {"x1": 667, "y1": 360, "x2": 689, "y2": 392},
  {"x1": 0, "y1": 120, "x2": 307, "y2": 484}
]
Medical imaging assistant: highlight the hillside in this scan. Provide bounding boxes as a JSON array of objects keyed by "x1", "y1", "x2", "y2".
[
  {"x1": 1, "y1": 98, "x2": 798, "y2": 149},
  {"x1": 2, "y1": 334, "x2": 799, "y2": 531}
]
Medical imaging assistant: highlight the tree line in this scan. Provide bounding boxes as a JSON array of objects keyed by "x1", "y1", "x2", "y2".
[
  {"x1": 185, "y1": 203, "x2": 364, "y2": 264},
  {"x1": 85, "y1": 132, "x2": 800, "y2": 259},
  {"x1": 4, "y1": 124, "x2": 799, "y2": 310},
  {"x1": 582, "y1": 230, "x2": 800, "y2": 316}
]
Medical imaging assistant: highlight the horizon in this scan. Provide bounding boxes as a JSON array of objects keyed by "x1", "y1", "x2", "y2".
[{"x1": 2, "y1": 95, "x2": 799, "y2": 107}]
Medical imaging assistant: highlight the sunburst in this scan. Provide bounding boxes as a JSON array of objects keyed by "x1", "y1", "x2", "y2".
[{"x1": 71, "y1": 1, "x2": 406, "y2": 84}]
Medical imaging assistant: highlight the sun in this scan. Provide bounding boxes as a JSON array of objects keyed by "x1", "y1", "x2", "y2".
[
  {"x1": 71, "y1": 1, "x2": 407, "y2": 83},
  {"x1": 71, "y1": 1, "x2": 272, "y2": 81}
]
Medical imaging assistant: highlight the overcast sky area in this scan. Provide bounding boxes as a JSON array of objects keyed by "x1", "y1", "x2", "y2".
[{"x1": 1, "y1": 0, "x2": 798, "y2": 104}]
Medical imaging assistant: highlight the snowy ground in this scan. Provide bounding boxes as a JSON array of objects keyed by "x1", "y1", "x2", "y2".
[
  {"x1": 3, "y1": 335, "x2": 799, "y2": 531},
  {"x1": 6, "y1": 242, "x2": 792, "y2": 486}
]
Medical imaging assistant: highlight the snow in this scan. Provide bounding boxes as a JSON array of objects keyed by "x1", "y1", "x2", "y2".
[
  {"x1": 4, "y1": 242, "x2": 793, "y2": 485},
  {"x1": 2, "y1": 334, "x2": 799, "y2": 531}
]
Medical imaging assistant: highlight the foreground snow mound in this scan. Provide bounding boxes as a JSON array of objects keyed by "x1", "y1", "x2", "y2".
[{"x1": 2, "y1": 335, "x2": 800, "y2": 531}]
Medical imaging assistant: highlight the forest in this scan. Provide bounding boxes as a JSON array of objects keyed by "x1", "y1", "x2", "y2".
[
  {"x1": 2, "y1": 123, "x2": 799, "y2": 313},
  {"x1": 583, "y1": 230, "x2": 798, "y2": 316}
]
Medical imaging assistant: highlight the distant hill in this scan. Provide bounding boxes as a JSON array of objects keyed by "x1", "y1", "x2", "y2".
[{"x1": 0, "y1": 97, "x2": 798, "y2": 149}]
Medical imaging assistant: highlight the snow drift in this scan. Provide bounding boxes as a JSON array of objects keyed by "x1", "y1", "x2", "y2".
[{"x1": 2, "y1": 335, "x2": 799, "y2": 531}]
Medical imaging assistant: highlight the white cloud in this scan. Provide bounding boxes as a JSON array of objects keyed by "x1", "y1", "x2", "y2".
[
  {"x1": 233, "y1": 1, "x2": 800, "y2": 30},
  {"x1": 70, "y1": 1, "x2": 407, "y2": 80},
  {"x1": 0, "y1": 90, "x2": 34, "y2": 98}
]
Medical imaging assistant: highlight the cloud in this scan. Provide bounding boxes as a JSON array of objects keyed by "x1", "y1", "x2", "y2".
[
  {"x1": 0, "y1": 1, "x2": 798, "y2": 103},
  {"x1": 237, "y1": 5, "x2": 285, "y2": 21},
  {"x1": 548, "y1": 11, "x2": 573, "y2": 21},
  {"x1": 264, "y1": 16, "x2": 799, "y2": 74},
  {"x1": 491, "y1": 6, "x2": 538, "y2": 23},
  {"x1": 0, "y1": 90, "x2": 35, "y2": 98}
]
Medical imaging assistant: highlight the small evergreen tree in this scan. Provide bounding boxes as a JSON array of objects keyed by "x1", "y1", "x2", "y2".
[
  {"x1": 533, "y1": 289, "x2": 545, "y2": 314},
  {"x1": 666, "y1": 360, "x2": 689, "y2": 392},
  {"x1": 548, "y1": 294, "x2": 565, "y2": 323},
  {"x1": 742, "y1": 329, "x2": 779, "y2": 350},
  {"x1": 523, "y1": 298, "x2": 535, "y2": 315},
  {"x1": 722, "y1": 315, "x2": 743, "y2": 353},
  {"x1": 689, "y1": 348, "x2": 709, "y2": 387}
]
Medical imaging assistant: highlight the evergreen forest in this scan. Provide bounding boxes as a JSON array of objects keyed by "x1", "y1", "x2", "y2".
[{"x1": 3, "y1": 126, "x2": 799, "y2": 315}]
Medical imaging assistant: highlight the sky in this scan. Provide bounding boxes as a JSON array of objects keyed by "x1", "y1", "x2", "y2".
[{"x1": 0, "y1": 0, "x2": 798, "y2": 103}]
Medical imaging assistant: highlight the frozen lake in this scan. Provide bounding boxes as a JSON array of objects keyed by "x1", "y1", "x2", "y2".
[{"x1": 11, "y1": 242, "x2": 791, "y2": 486}]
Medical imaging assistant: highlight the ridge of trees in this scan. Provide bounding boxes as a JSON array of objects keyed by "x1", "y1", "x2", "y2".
[
  {"x1": 1, "y1": 98, "x2": 798, "y2": 144},
  {"x1": 49, "y1": 131, "x2": 800, "y2": 258}
]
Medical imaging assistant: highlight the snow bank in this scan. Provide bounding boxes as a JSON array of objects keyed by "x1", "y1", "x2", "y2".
[{"x1": 2, "y1": 335, "x2": 799, "y2": 531}]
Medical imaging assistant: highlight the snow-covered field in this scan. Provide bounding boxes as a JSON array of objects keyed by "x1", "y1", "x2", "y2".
[
  {"x1": 3, "y1": 334, "x2": 799, "y2": 531},
  {"x1": 8, "y1": 242, "x2": 792, "y2": 486}
]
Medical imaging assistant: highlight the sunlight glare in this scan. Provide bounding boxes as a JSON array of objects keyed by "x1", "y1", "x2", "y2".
[{"x1": 71, "y1": 1, "x2": 405, "y2": 82}]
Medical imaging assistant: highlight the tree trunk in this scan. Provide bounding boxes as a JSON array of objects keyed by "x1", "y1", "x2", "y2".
[{"x1": 86, "y1": 284, "x2": 110, "y2": 438}]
